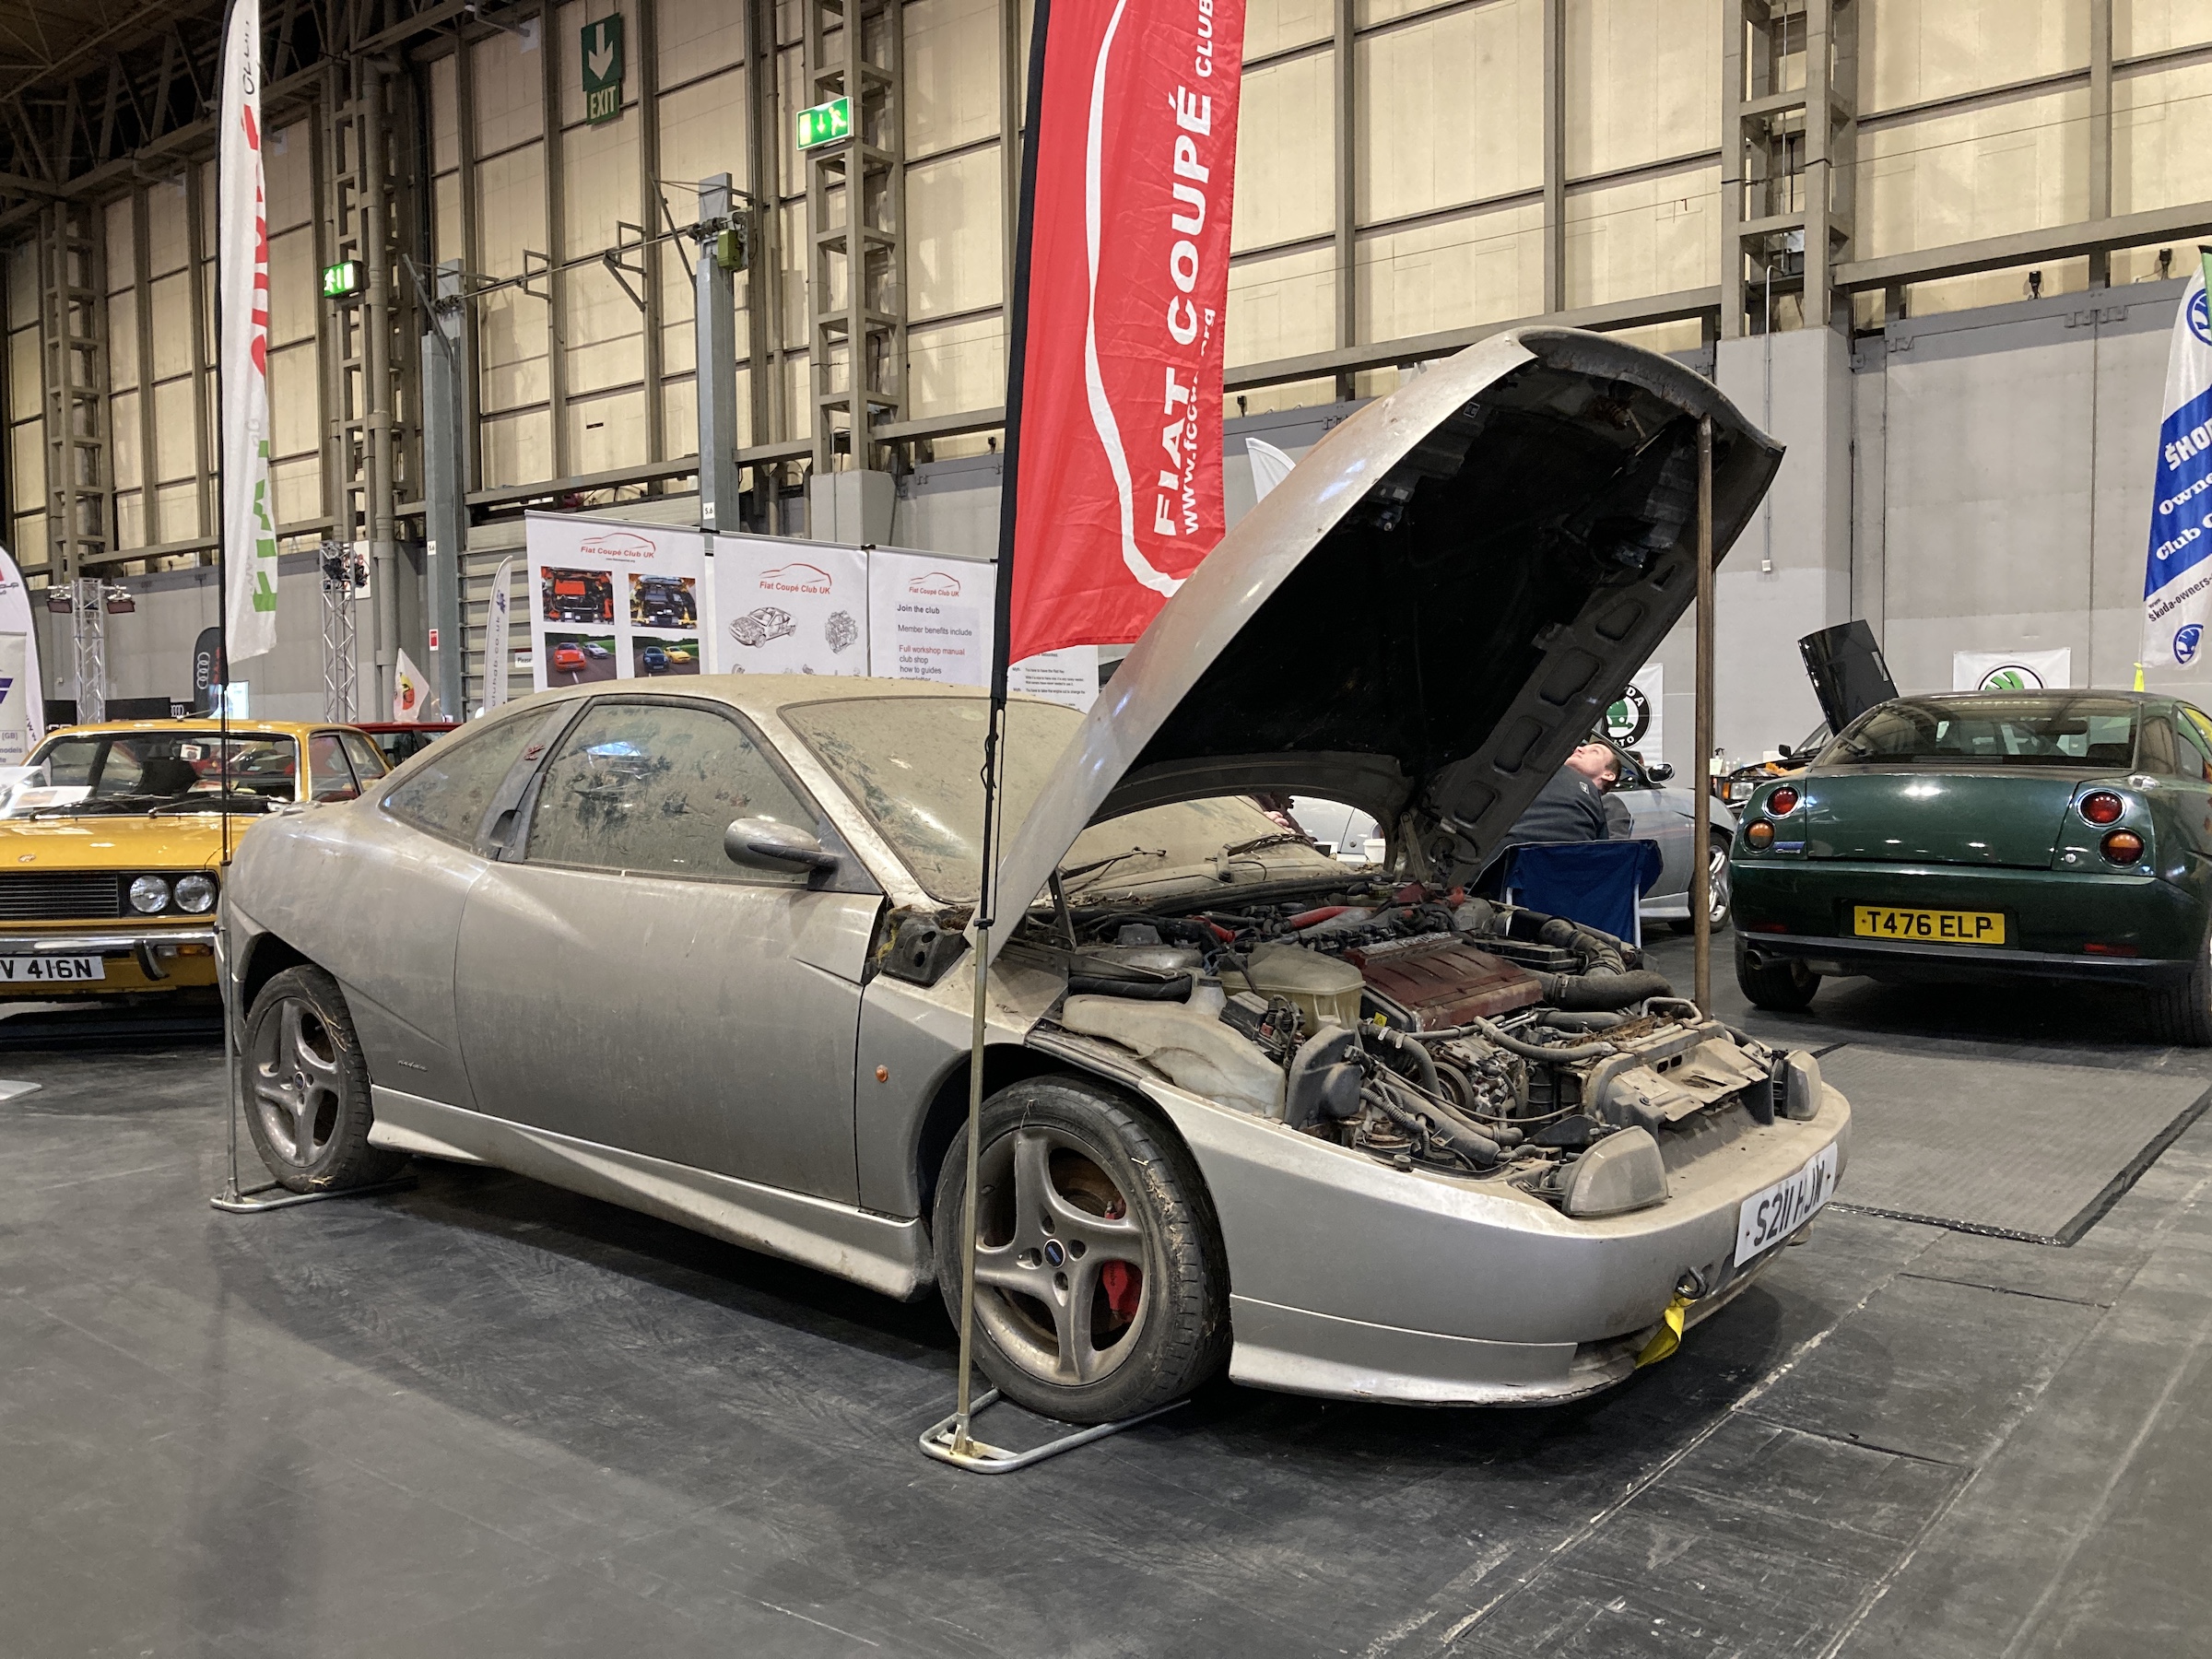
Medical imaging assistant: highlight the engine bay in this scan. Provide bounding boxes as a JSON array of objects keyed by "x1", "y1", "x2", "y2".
[{"x1": 1018, "y1": 877, "x2": 1824, "y2": 1219}]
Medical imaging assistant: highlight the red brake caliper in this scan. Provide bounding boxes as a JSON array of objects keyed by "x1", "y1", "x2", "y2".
[{"x1": 1099, "y1": 1197, "x2": 1140, "y2": 1319}]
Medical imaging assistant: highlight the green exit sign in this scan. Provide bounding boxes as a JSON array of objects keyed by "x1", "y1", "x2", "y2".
[
  {"x1": 581, "y1": 16, "x2": 624, "y2": 125},
  {"x1": 321, "y1": 259, "x2": 363, "y2": 300},
  {"x1": 795, "y1": 96, "x2": 852, "y2": 150}
]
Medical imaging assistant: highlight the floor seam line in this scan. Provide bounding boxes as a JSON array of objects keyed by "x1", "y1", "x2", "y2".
[{"x1": 1889, "y1": 1270, "x2": 2112, "y2": 1308}]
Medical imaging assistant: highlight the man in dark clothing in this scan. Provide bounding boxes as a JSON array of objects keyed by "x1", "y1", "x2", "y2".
[{"x1": 1502, "y1": 742, "x2": 1620, "y2": 849}]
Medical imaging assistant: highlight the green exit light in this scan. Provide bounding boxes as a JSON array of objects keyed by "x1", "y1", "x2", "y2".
[
  {"x1": 795, "y1": 96, "x2": 852, "y2": 150},
  {"x1": 321, "y1": 259, "x2": 364, "y2": 300}
]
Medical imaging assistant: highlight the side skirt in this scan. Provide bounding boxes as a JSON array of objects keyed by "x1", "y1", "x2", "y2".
[{"x1": 369, "y1": 1088, "x2": 934, "y2": 1300}]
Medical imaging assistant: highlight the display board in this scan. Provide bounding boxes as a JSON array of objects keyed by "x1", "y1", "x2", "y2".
[
  {"x1": 1952, "y1": 648, "x2": 2072, "y2": 692},
  {"x1": 710, "y1": 535, "x2": 870, "y2": 676},
  {"x1": 1605, "y1": 664, "x2": 1665, "y2": 769},
  {"x1": 0, "y1": 543, "x2": 45, "y2": 764},
  {"x1": 525, "y1": 513, "x2": 707, "y2": 691},
  {"x1": 866, "y1": 549, "x2": 993, "y2": 685},
  {"x1": 1008, "y1": 646, "x2": 1100, "y2": 711}
]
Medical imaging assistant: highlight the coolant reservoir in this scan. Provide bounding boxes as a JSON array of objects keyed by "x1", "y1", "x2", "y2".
[{"x1": 1236, "y1": 941, "x2": 1365, "y2": 1030}]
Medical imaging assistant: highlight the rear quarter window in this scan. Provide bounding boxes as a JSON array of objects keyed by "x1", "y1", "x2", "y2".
[{"x1": 381, "y1": 709, "x2": 555, "y2": 846}]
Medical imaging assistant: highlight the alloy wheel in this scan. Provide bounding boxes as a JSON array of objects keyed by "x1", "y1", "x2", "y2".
[
  {"x1": 1708, "y1": 839, "x2": 1732, "y2": 926},
  {"x1": 250, "y1": 995, "x2": 345, "y2": 1171},
  {"x1": 970, "y1": 1125, "x2": 1149, "y2": 1387}
]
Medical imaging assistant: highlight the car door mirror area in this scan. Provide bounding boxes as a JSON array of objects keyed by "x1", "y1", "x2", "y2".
[
  {"x1": 1647, "y1": 762, "x2": 1675, "y2": 782},
  {"x1": 726, "y1": 816, "x2": 841, "y2": 874}
]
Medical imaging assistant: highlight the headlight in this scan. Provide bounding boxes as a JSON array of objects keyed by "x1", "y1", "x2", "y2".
[
  {"x1": 129, "y1": 875, "x2": 171, "y2": 913},
  {"x1": 173, "y1": 874, "x2": 218, "y2": 913}
]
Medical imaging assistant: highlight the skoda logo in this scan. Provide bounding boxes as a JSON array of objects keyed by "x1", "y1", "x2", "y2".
[
  {"x1": 1977, "y1": 665, "x2": 2046, "y2": 691},
  {"x1": 2193, "y1": 286, "x2": 2212, "y2": 347},
  {"x1": 1604, "y1": 684, "x2": 1651, "y2": 746},
  {"x1": 2179, "y1": 624, "x2": 2204, "y2": 665}
]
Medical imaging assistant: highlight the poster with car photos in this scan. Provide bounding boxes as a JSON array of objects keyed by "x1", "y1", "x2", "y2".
[
  {"x1": 865, "y1": 549, "x2": 991, "y2": 686},
  {"x1": 710, "y1": 535, "x2": 870, "y2": 676},
  {"x1": 524, "y1": 512, "x2": 706, "y2": 691}
]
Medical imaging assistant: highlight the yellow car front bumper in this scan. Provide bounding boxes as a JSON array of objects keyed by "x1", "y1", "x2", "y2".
[{"x1": 0, "y1": 928, "x2": 220, "y2": 995}]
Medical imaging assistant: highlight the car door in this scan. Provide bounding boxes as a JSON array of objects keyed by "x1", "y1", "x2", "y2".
[
  {"x1": 320, "y1": 704, "x2": 571, "y2": 1111},
  {"x1": 453, "y1": 696, "x2": 879, "y2": 1202}
]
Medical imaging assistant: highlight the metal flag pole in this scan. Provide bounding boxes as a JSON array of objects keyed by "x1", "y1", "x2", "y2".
[
  {"x1": 207, "y1": 0, "x2": 405, "y2": 1217},
  {"x1": 917, "y1": 0, "x2": 1185, "y2": 1471},
  {"x1": 1691, "y1": 413, "x2": 1715, "y2": 1010}
]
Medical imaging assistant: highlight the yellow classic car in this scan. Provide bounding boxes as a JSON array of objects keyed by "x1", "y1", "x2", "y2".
[{"x1": 0, "y1": 719, "x2": 388, "y2": 997}]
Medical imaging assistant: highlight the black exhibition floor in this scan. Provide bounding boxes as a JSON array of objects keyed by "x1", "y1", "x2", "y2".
[{"x1": 3, "y1": 936, "x2": 2208, "y2": 1658}]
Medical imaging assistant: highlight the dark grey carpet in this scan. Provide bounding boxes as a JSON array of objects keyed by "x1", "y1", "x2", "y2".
[{"x1": 1816, "y1": 1044, "x2": 2210, "y2": 1243}]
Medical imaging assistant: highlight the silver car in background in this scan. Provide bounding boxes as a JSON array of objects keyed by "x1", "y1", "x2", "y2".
[{"x1": 223, "y1": 328, "x2": 1848, "y2": 1426}]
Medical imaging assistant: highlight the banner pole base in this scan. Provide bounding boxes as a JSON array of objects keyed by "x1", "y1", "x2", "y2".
[
  {"x1": 917, "y1": 1388, "x2": 1186, "y2": 1475},
  {"x1": 210, "y1": 1175, "x2": 416, "y2": 1215}
]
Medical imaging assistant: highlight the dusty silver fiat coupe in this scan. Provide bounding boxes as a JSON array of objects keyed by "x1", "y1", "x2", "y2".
[{"x1": 224, "y1": 328, "x2": 1849, "y2": 1425}]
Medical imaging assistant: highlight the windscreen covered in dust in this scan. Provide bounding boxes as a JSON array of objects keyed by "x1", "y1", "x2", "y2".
[{"x1": 782, "y1": 696, "x2": 1342, "y2": 904}]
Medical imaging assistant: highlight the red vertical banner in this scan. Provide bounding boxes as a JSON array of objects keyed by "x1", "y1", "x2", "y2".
[{"x1": 1003, "y1": 0, "x2": 1247, "y2": 665}]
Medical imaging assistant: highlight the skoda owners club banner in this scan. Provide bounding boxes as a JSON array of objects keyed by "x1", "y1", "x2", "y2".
[
  {"x1": 2142, "y1": 251, "x2": 2212, "y2": 672},
  {"x1": 1003, "y1": 0, "x2": 1247, "y2": 664},
  {"x1": 524, "y1": 513, "x2": 706, "y2": 690},
  {"x1": 218, "y1": 0, "x2": 279, "y2": 663}
]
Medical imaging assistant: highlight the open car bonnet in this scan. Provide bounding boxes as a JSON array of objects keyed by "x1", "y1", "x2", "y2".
[{"x1": 988, "y1": 327, "x2": 1783, "y2": 960}]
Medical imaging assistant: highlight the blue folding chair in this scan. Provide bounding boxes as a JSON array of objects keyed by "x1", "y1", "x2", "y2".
[{"x1": 1500, "y1": 839, "x2": 1665, "y2": 947}]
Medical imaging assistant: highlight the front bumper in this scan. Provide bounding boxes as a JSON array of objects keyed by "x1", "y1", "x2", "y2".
[
  {"x1": 1036, "y1": 1029, "x2": 1851, "y2": 1406},
  {"x1": 0, "y1": 927, "x2": 220, "y2": 994}
]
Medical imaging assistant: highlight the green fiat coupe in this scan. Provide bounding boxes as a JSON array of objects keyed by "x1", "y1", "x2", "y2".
[{"x1": 1731, "y1": 689, "x2": 2212, "y2": 1043}]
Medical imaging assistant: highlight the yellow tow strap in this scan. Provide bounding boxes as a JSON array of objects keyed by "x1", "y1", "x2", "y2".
[{"x1": 1634, "y1": 1294, "x2": 1690, "y2": 1368}]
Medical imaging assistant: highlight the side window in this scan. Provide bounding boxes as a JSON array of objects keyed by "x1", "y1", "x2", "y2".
[
  {"x1": 2175, "y1": 708, "x2": 2212, "y2": 782},
  {"x1": 2138, "y1": 716, "x2": 2180, "y2": 777},
  {"x1": 382, "y1": 710, "x2": 551, "y2": 845},
  {"x1": 525, "y1": 701, "x2": 817, "y2": 883},
  {"x1": 308, "y1": 734, "x2": 359, "y2": 801},
  {"x1": 340, "y1": 731, "x2": 388, "y2": 782}
]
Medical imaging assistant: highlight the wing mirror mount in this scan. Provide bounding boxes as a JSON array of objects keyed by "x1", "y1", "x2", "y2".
[
  {"x1": 724, "y1": 816, "x2": 840, "y2": 874},
  {"x1": 1647, "y1": 762, "x2": 1675, "y2": 782}
]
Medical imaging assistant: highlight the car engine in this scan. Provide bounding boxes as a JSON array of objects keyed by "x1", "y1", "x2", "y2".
[{"x1": 1024, "y1": 880, "x2": 1823, "y2": 1219}]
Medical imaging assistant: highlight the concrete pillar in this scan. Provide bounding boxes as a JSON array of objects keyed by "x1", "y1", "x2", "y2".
[
  {"x1": 695, "y1": 173, "x2": 742, "y2": 536},
  {"x1": 421, "y1": 260, "x2": 466, "y2": 720},
  {"x1": 1651, "y1": 327, "x2": 1855, "y2": 770},
  {"x1": 806, "y1": 470, "x2": 896, "y2": 546}
]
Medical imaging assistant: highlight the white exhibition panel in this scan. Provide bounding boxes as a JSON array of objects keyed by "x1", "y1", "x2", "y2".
[
  {"x1": 703, "y1": 535, "x2": 1100, "y2": 708},
  {"x1": 711, "y1": 535, "x2": 871, "y2": 676},
  {"x1": 524, "y1": 512, "x2": 706, "y2": 691}
]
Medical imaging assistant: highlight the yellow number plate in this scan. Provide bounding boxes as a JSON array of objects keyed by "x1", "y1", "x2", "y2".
[{"x1": 1852, "y1": 905, "x2": 2006, "y2": 945}]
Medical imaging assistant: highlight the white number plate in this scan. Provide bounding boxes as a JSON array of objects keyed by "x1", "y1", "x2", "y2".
[
  {"x1": 0, "y1": 955, "x2": 106, "y2": 983},
  {"x1": 1736, "y1": 1143, "x2": 1840, "y2": 1264}
]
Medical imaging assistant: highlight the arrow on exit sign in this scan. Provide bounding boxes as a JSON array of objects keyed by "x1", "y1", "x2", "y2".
[{"x1": 581, "y1": 16, "x2": 624, "y2": 125}]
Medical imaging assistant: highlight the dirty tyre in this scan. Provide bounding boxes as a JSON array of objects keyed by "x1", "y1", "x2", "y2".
[
  {"x1": 2143, "y1": 917, "x2": 2212, "y2": 1047},
  {"x1": 242, "y1": 965, "x2": 406, "y2": 1194},
  {"x1": 1735, "y1": 935, "x2": 1818, "y2": 1011},
  {"x1": 933, "y1": 1076, "x2": 1230, "y2": 1425}
]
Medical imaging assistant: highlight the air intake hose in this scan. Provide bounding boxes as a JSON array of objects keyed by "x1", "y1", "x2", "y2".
[{"x1": 1536, "y1": 969, "x2": 1676, "y2": 1010}]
